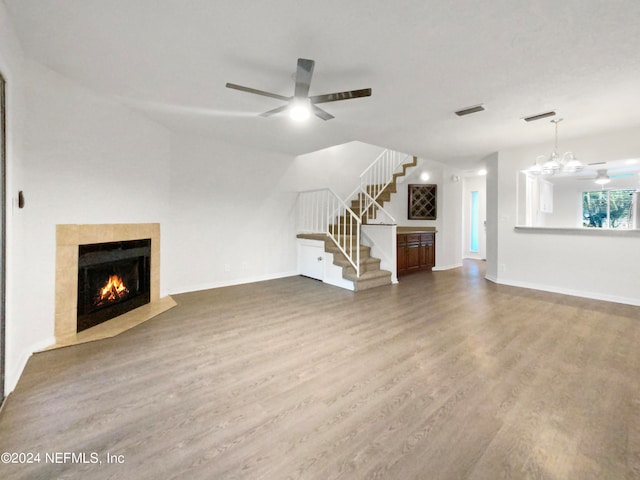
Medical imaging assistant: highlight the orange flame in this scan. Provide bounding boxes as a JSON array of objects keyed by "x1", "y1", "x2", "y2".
[{"x1": 94, "y1": 274, "x2": 129, "y2": 307}]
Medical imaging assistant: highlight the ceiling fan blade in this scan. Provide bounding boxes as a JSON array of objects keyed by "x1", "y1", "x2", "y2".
[
  {"x1": 226, "y1": 83, "x2": 290, "y2": 101},
  {"x1": 259, "y1": 104, "x2": 289, "y2": 117},
  {"x1": 312, "y1": 104, "x2": 334, "y2": 121},
  {"x1": 610, "y1": 173, "x2": 634, "y2": 179},
  {"x1": 294, "y1": 58, "x2": 315, "y2": 99},
  {"x1": 310, "y1": 88, "x2": 372, "y2": 104}
]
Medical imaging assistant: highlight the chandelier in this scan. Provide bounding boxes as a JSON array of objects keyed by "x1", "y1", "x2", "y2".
[{"x1": 526, "y1": 119, "x2": 584, "y2": 175}]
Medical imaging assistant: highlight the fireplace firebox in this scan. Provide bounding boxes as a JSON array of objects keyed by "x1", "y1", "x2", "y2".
[{"x1": 77, "y1": 239, "x2": 151, "y2": 332}]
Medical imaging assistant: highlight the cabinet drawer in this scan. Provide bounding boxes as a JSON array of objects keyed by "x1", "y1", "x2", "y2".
[
  {"x1": 421, "y1": 232, "x2": 434, "y2": 240},
  {"x1": 407, "y1": 233, "x2": 421, "y2": 243}
]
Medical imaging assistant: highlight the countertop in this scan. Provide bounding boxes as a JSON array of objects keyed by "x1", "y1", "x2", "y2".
[{"x1": 396, "y1": 226, "x2": 437, "y2": 234}]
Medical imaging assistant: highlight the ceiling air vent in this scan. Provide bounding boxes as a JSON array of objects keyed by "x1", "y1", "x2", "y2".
[
  {"x1": 523, "y1": 111, "x2": 556, "y2": 122},
  {"x1": 454, "y1": 104, "x2": 485, "y2": 116}
]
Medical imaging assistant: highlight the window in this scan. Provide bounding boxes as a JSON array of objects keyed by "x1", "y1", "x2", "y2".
[
  {"x1": 582, "y1": 189, "x2": 634, "y2": 228},
  {"x1": 470, "y1": 191, "x2": 479, "y2": 252}
]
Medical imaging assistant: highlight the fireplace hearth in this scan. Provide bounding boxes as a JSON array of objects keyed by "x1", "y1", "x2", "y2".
[{"x1": 77, "y1": 239, "x2": 151, "y2": 332}]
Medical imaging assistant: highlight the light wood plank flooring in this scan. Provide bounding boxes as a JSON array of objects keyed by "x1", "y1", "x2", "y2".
[{"x1": 1, "y1": 261, "x2": 639, "y2": 479}]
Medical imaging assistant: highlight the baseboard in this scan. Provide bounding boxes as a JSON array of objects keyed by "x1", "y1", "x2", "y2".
[
  {"x1": 432, "y1": 263, "x2": 463, "y2": 271},
  {"x1": 5, "y1": 335, "x2": 56, "y2": 395},
  {"x1": 169, "y1": 270, "x2": 300, "y2": 296},
  {"x1": 493, "y1": 277, "x2": 640, "y2": 307}
]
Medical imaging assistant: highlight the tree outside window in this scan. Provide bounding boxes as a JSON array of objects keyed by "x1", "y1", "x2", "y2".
[{"x1": 582, "y1": 189, "x2": 634, "y2": 228}]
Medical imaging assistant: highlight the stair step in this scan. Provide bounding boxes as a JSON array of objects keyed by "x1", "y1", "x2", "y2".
[
  {"x1": 344, "y1": 269, "x2": 392, "y2": 291},
  {"x1": 325, "y1": 245, "x2": 371, "y2": 261},
  {"x1": 336, "y1": 256, "x2": 381, "y2": 275},
  {"x1": 298, "y1": 154, "x2": 416, "y2": 292},
  {"x1": 296, "y1": 233, "x2": 329, "y2": 241}
]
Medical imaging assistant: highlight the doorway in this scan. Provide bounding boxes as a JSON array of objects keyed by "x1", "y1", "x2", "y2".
[{"x1": 463, "y1": 175, "x2": 486, "y2": 260}]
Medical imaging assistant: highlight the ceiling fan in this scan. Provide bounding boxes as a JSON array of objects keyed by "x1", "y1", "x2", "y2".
[
  {"x1": 225, "y1": 58, "x2": 372, "y2": 121},
  {"x1": 578, "y1": 168, "x2": 636, "y2": 185}
]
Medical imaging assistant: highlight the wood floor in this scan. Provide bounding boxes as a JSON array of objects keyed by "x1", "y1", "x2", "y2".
[{"x1": 1, "y1": 261, "x2": 639, "y2": 479}]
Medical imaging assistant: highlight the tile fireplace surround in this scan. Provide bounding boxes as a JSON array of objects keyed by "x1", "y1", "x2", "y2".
[{"x1": 54, "y1": 223, "x2": 175, "y2": 348}]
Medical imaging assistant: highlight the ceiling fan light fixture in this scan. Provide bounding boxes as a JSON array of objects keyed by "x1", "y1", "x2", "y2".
[
  {"x1": 289, "y1": 98, "x2": 311, "y2": 121},
  {"x1": 594, "y1": 170, "x2": 611, "y2": 185},
  {"x1": 227, "y1": 58, "x2": 371, "y2": 121}
]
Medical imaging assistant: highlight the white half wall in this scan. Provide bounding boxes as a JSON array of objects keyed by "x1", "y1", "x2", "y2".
[{"x1": 490, "y1": 127, "x2": 640, "y2": 305}]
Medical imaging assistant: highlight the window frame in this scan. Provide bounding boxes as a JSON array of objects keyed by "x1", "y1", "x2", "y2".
[{"x1": 582, "y1": 188, "x2": 635, "y2": 229}]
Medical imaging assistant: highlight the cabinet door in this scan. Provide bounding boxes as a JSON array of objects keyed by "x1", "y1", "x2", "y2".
[
  {"x1": 406, "y1": 244, "x2": 420, "y2": 270},
  {"x1": 419, "y1": 234, "x2": 435, "y2": 269},
  {"x1": 420, "y1": 243, "x2": 434, "y2": 268},
  {"x1": 397, "y1": 245, "x2": 407, "y2": 273}
]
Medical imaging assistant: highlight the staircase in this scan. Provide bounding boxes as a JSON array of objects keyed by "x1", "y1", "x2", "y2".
[
  {"x1": 296, "y1": 233, "x2": 393, "y2": 291},
  {"x1": 350, "y1": 156, "x2": 418, "y2": 222},
  {"x1": 297, "y1": 152, "x2": 417, "y2": 291}
]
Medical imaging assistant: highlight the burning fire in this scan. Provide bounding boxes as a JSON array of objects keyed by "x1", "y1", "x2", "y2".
[{"x1": 94, "y1": 274, "x2": 129, "y2": 307}]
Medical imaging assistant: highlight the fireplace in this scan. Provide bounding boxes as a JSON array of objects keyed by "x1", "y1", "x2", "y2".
[{"x1": 77, "y1": 239, "x2": 151, "y2": 332}]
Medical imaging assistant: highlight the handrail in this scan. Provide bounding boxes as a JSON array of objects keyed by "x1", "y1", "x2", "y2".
[
  {"x1": 297, "y1": 188, "x2": 361, "y2": 277},
  {"x1": 296, "y1": 150, "x2": 412, "y2": 279},
  {"x1": 358, "y1": 189, "x2": 397, "y2": 224},
  {"x1": 356, "y1": 149, "x2": 410, "y2": 224}
]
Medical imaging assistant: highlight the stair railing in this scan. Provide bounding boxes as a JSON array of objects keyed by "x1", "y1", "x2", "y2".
[
  {"x1": 297, "y1": 188, "x2": 361, "y2": 277},
  {"x1": 356, "y1": 189, "x2": 397, "y2": 225},
  {"x1": 348, "y1": 149, "x2": 411, "y2": 224}
]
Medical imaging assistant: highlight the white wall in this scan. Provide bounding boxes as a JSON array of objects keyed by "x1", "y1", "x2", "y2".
[
  {"x1": 0, "y1": 0, "x2": 27, "y2": 397},
  {"x1": 384, "y1": 158, "x2": 463, "y2": 270},
  {"x1": 165, "y1": 133, "x2": 298, "y2": 293},
  {"x1": 1, "y1": 26, "x2": 173, "y2": 392},
  {"x1": 291, "y1": 141, "x2": 386, "y2": 198},
  {"x1": 485, "y1": 153, "x2": 499, "y2": 280},
  {"x1": 540, "y1": 181, "x2": 583, "y2": 228},
  {"x1": 490, "y1": 127, "x2": 640, "y2": 305}
]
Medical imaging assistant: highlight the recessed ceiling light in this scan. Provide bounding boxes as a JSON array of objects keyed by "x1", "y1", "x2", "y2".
[
  {"x1": 455, "y1": 104, "x2": 485, "y2": 116},
  {"x1": 522, "y1": 111, "x2": 556, "y2": 122}
]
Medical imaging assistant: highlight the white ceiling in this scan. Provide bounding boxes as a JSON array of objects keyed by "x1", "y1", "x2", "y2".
[{"x1": 5, "y1": 0, "x2": 640, "y2": 168}]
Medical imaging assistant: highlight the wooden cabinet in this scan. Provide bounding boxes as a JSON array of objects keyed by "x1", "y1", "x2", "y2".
[{"x1": 397, "y1": 232, "x2": 435, "y2": 276}]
